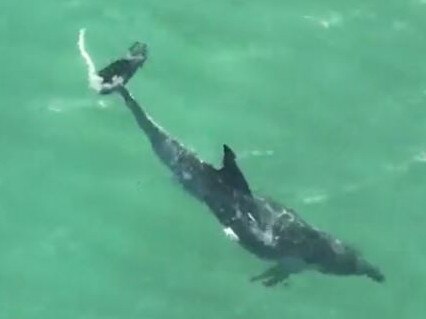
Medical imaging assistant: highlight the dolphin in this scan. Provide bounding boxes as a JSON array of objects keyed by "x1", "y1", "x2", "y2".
[{"x1": 85, "y1": 40, "x2": 385, "y2": 286}]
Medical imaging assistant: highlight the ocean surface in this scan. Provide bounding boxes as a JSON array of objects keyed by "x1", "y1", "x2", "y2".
[{"x1": 1, "y1": 0, "x2": 426, "y2": 318}]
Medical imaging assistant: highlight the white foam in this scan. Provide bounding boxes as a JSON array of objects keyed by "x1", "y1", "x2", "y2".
[
  {"x1": 392, "y1": 20, "x2": 408, "y2": 31},
  {"x1": 77, "y1": 28, "x2": 103, "y2": 92},
  {"x1": 414, "y1": 152, "x2": 426, "y2": 163},
  {"x1": 384, "y1": 162, "x2": 409, "y2": 172},
  {"x1": 97, "y1": 100, "x2": 108, "y2": 109},
  {"x1": 303, "y1": 12, "x2": 343, "y2": 29},
  {"x1": 45, "y1": 97, "x2": 93, "y2": 113},
  {"x1": 47, "y1": 105, "x2": 63, "y2": 113},
  {"x1": 301, "y1": 192, "x2": 328, "y2": 204},
  {"x1": 240, "y1": 149, "x2": 275, "y2": 159}
]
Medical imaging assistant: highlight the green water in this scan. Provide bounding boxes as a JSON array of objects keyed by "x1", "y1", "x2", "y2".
[{"x1": 1, "y1": 0, "x2": 426, "y2": 318}]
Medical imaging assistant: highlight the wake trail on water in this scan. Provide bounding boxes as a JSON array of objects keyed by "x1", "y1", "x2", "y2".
[{"x1": 78, "y1": 28, "x2": 103, "y2": 92}]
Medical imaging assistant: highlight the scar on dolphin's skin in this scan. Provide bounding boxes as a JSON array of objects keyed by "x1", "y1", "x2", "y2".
[{"x1": 79, "y1": 30, "x2": 385, "y2": 286}]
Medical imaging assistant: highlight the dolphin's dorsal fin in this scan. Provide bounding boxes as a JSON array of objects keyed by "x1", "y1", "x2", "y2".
[{"x1": 220, "y1": 144, "x2": 252, "y2": 197}]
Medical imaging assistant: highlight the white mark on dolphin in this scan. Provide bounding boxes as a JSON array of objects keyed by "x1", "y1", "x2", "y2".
[
  {"x1": 182, "y1": 171, "x2": 192, "y2": 180},
  {"x1": 223, "y1": 227, "x2": 239, "y2": 241}
]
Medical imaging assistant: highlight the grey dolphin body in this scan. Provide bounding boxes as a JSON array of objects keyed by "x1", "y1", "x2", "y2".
[{"x1": 96, "y1": 46, "x2": 384, "y2": 286}]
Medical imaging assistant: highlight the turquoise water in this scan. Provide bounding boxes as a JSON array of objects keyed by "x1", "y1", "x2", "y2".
[{"x1": 1, "y1": 0, "x2": 426, "y2": 318}]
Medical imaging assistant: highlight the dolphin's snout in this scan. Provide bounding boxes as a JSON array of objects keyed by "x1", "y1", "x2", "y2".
[
  {"x1": 358, "y1": 258, "x2": 385, "y2": 283},
  {"x1": 365, "y1": 266, "x2": 385, "y2": 283}
]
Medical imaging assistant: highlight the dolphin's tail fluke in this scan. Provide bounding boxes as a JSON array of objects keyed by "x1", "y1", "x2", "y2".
[
  {"x1": 97, "y1": 42, "x2": 148, "y2": 95},
  {"x1": 78, "y1": 28, "x2": 148, "y2": 95}
]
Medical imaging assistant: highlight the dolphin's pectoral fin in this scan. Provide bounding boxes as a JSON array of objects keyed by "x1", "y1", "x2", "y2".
[
  {"x1": 251, "y1": 264, "x2": 291, "y2": 287},
  {"x1": 220, "y1": 144, "x2": 252, "y2": 196}
]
